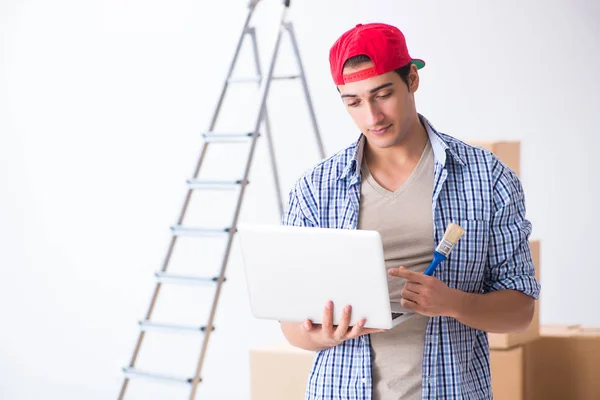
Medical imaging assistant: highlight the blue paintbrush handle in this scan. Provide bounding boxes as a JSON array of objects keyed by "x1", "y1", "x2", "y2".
[{"x1": 423, "y1": 251, "x2": 447, "y2": 276}]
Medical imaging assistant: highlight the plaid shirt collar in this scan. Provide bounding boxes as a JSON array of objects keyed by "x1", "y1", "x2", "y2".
[{"x1": 338, "y1": 114, "x2": 467, "y2": 182}]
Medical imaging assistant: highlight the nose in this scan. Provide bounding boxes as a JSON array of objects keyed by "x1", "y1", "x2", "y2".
[{"x1": 365, "y1": 102, "x2": 385, "y2": 127}]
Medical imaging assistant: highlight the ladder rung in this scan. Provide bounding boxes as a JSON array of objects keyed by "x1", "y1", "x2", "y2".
[
  {"x1": 227, "y1": 77, "x2": 261, "y2": 84},
  {"x1": 227, "y1": 75, "x2": 298, "y2": 83},
  {"x1": 122, "y1": 367, "x2": 194, "y2": 384},
  {"x1": 138, "y1": 320, "x2": 214, "y2": 333},
  {"x1": 273, "y1": 74, "x2": 300, "y2": 80},
  {"x1": 186, "y1": 179, "x2": 247, "y2": 190},
  {"x1": 155, "y1": 272, "x2": 224, "y2": 285},
  {"x1": 170, "y1": 225, "x2": 232, "y2": 237},
  {"x1": 202, "y1": 132, "x2": 259, "y2": 143}
]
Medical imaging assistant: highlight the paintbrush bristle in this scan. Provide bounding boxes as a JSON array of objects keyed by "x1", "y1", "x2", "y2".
[{"x1": 443, "y1": 223, "x2": 466, "y2": 244}]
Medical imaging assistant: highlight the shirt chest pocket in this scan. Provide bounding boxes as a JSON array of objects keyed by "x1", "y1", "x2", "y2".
[{"x1": 438, "y1": 219, "x2": 490, "y2": 293}]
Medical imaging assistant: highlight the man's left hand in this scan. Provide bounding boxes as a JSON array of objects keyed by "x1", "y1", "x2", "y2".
[{"x1": 389, "y1": 266, "x2": 462, "y2": 318}]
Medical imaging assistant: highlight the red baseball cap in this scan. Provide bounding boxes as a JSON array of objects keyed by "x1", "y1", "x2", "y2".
[{"x1": 329, "y1": 23, "x2": 425, "y2": 85}]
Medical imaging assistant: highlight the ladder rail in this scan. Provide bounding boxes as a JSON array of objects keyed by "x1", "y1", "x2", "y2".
[
  {"x1": 208, "y1": 2, "x2": 258, "y2": 132},
  {"x1": 285, "y1": 22, "x2": 326, "y2": 159},
  {"x1": 188, "y1": 4, "x2": 291, "y2": 399},
  {"x1": 248, "y1": 27, "x2": 284, "y2": 216}
]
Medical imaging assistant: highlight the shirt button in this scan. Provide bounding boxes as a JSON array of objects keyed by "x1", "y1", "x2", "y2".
[{"x1": 361, "y1": 378, "x2": 366, "y2": 384}]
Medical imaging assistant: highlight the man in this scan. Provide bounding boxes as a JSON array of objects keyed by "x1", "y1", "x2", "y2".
[{"x1": 280, "y1": 22, "x2": 540, "y2": 399}]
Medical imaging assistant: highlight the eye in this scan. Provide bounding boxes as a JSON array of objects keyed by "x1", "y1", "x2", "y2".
[
  {"x1": 377, "y1": 92, "x2": 392, "y2": 99},
  {"x1": 346, "y1": 101, "x2": 360, "y2": 108}
]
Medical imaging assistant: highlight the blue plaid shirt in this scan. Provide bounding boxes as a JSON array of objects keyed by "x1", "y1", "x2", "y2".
[{"x1": 281, "y1": 115, "x2": 540, "y2": 399}]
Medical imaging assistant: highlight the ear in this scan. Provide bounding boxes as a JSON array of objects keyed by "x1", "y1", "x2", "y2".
[{"x1": 408, "y1": 64, "x2": 420, "y2": 93}]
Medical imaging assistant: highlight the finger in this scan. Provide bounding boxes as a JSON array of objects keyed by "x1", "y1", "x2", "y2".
[
  {"x1": 346, "y1": 320, "x2": 386, "y2": 339},
  {"x1": 345, "y1": 318, "x2": 365, "y2": 339},
  {"x1": 302, "y1": 319, "x2": 314, "y2": 331},
  {"x1": 389, "y1": 266, "x2": 428, "y2": 284},
  {"x1": 401, "y1": 297, "x2": 419, "y2": 312},
  {"x1": 404, "y1": 281, "x2": 421, "y2": 294},
  {"x1": 363, "y1": 327, "x2": 387, "y2": 334},
  {"x1": 401, "y1": 289, "x2": 419, "y2": 304},
  {"x1": 321, "y1": 301, "x2": 334, "y2": 337},
  {"x1": 334, "y1": 305, "x2": 352, "y2": 340}
]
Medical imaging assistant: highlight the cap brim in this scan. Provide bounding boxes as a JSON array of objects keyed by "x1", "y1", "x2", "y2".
[{"x1": 411, "y1": 59, "x2": 426, "y2": 69}]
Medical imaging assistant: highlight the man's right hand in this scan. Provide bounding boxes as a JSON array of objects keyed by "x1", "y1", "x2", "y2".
[{"x1": 300, "y1": 300, "x2": 386, "y2": 350}]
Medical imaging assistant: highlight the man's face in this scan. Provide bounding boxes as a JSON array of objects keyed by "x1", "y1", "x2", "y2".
[{"x1": 337, "y1": 61, "x2": 419, "y2": 149}]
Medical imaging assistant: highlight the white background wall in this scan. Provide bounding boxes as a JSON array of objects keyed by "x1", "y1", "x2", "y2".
[{"x1": 1, "y1": 0, "x2": 599, "y2": 398}]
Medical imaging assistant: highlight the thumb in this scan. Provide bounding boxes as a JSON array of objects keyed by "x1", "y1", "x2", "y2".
[
  {"x1": 388, "y1": 266, "x2": 407, "y2": 276},
  {"x1": 303, "y1": 320, "x2": 314, "y2": 331}
]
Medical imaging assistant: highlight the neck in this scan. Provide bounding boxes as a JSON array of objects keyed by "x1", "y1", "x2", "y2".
[{"x1": 364, "y1": 115, "x2": 429, "y2": 170}]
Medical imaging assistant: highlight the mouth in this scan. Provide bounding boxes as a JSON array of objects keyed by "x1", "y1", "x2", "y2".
[{"x1": 369, "y1": 124, "x2": 392, "y2": 136}]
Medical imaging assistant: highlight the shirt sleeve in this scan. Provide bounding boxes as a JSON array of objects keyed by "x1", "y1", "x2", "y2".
[
  {"x1": 281, "y1": 181, "x2": 317, "y2": 228},
  {"x1": 483, "y1": 158, "x2": 541, "y2": 299}
]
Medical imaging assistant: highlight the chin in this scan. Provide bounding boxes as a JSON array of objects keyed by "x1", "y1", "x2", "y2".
[{"x1": 366, "y1": 133, "x2": 402, "y2": 149}]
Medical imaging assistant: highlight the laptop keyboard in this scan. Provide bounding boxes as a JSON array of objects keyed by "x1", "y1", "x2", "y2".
[{"x1": 391, "y1": 312, "x2": 404, "y2": 320}]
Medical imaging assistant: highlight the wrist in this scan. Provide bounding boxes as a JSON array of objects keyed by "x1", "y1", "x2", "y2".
[{"x1": 447, "y1": 288, "x2": 471, "y2": 319}]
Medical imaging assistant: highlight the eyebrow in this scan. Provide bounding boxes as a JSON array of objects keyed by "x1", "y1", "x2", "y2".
[{"x1": 340, "y1": 82, "x2": 394, "y2": 98}]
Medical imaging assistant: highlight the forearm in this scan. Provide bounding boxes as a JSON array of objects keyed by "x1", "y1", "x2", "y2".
[
  {"x1": 450, "y1": 289, "x2": 535, "y2": 333},
  {"x1": 280, "y1": 322, "x2": 330, "y2": 352}
]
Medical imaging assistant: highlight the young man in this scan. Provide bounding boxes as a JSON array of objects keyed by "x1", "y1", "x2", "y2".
[{"x1": 280, "y1": 23, "x2": 540, "y2": 399}]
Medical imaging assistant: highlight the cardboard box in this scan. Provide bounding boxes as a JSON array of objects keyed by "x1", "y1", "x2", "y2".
[
  {"x1": 468, "y1": 141, "x2": 521, "y2": 177},
  {"x1": 524, "y1": 325, "x2": 600, "y2": 400},
  {"x1": 249, "y1": 343, "x2": 314, "y2": 400},
  {"x1": 490, "y1": 345, "x2": 531, "y2": 400},
  {"x1": 250, "y1": 343, "x2": 536, "y2": 400},
  {"x1": 488, "y1": 240, "x2": 540, "y2": 349},
  {"x1": 250, "y1": 326, "x2": 600, "y2": 400}
]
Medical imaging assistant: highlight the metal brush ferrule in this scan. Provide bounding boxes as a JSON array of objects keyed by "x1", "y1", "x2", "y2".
[{"x1": 436, "y1": 238, "x2": 454, "y2": 257}]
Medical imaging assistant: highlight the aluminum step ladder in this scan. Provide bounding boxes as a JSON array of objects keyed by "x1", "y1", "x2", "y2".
[{"x1": 117, "y1": 0, "x2": 325, "y2": 398}]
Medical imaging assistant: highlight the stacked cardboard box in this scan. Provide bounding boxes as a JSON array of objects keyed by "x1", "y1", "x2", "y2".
[
  {"x1": 490, "y1": 345, "x2": 532, "y2": 400},
  {"x1": 249, "y1": 326, "x2": 600, "y2": 400},
  {"x1": 487, "y1": 325, "x2": 600, "y2": 400},
  {"x1": 250, "y1": 344, "x2": 313, "y2": 400},
  {"x1": 468, "y1": 140, "x2": 542, "y2": 352},
  {"x1": 488, "y1": 240, "x2": 541, "y2": 397},
  {"x1": 468, "y1": 141, "x2": 600, "y2": 398},
  {"x1": 525, "y1": 325, "x2": 600, "y2": 400},
  {"x1": 468, "y1": 141, "x2": 521, "y2": 177},
  {"x1": 468, "y1": 140, "x2": 544, "y2": 400}
]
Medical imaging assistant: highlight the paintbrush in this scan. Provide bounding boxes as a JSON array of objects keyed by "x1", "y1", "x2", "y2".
[{"x1": 423, "y1": 223, "x2": 466, "y2": 276}]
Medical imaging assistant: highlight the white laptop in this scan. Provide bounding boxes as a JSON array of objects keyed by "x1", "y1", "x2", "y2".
[{"x1": 237, "y1": 223, "x2": 415, "y2": 329}]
